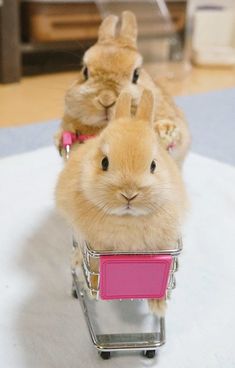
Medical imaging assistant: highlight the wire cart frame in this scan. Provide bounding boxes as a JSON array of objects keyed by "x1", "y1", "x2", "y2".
[{"x1": 71, "y1": 238, "x2": 182, "y2": 360}]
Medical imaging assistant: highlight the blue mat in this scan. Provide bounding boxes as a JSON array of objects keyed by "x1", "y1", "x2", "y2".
[
  {"x1": 1, "y1": 88, "x2": 235, "y2": 165},
  {"x1": 0, "y1": 119, "x2": 60, "y2": 157}
]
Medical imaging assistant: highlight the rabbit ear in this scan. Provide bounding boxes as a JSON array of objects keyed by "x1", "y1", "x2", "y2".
[
  {"x1": 119, "y1": 11, "x2": 138, "y2": 48},
  {"x1": 98, "y1": 15, "x2": 118, "y2": 43},
  {"x1": 136, "y1": 90, "x2": 155, "y2": 124},
  {"x1": 114, "y1": 92, "x2": 132, "y2": 119}
]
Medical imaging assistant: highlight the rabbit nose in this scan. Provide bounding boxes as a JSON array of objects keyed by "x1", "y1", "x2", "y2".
[
  {"x1": 121, "y1": 193, "x2": 139, "y2": 202},
  {"x1": 98, "y1": 90, "x2": 116, "y2": 108}
]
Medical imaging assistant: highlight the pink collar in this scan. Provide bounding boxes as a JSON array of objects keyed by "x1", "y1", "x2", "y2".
[
  {"x1": 62, "y1": 131, "x2": 176, "y2": 153},
  {"x1": 62, "y1": 131, "x2": 95, "y2": 149}
]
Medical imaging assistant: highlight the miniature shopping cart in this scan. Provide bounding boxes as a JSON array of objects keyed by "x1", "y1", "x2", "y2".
[
  {"x1": 62, "y1": 132, "x2": 182, "y2": 360},
  {"x1": 71, "y1": 239, "x2": 182, "y2": 360}
]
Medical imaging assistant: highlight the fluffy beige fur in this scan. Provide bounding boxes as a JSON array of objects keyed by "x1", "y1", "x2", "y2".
[
  {"x1": 55, "y1": 11, "x2": 191, "y2": 166},
  {"x1": 55, "y1": 90, "x2": 188, "y2": 315}
]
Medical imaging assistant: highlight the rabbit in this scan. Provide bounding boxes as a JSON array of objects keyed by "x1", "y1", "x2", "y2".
[
  {"x1": 55, "y1": 11, "x2": 191, "y2": 167},
  {"x1": 55, "y1": 90, "x2": 188, "y2": 316}
]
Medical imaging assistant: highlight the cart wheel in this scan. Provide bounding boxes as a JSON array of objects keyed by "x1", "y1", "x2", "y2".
[
  {"x1": 144, "y1": 350, "x2": 156, "y2": 359},
  {"x1": 71, "y1": 284, "x2": 78, "y2": 299},
  {"x1": 100, "y1": 351, "x2": 111, "y2": 360},
  {"x1": 72, "y1": 288, "x2": 78, "y2": 299}
]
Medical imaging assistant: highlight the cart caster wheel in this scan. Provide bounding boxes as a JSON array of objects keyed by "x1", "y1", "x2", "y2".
[
  {"x1": 144, "y1": 350, "x2": 156, "y2": 359},
  {"x1": 72, "y1": 287, "x2": 78, "y2": 299},
  {"x1": 100, "y1": 351, "x2": 111, "y2": 360}
]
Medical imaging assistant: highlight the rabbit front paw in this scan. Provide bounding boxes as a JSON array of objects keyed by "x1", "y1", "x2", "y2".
[
  {"x1": 156, "y1": 120, "x2": 181, "y2": 152},
  {"x1": 71, "y1": 247, "x2": 83, "y2": 269},
  {"x1": 54, "y1": 128, "x2": 64, "y2": 152}
]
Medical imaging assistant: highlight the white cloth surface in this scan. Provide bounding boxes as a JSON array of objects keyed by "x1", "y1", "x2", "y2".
[{"x1": 0, "y1": 146, "x2": 235, "y2": 367}]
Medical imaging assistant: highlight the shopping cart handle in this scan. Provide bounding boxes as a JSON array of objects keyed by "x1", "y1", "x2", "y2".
[{"x1": 62, "y1": 131, "x2": 77, "y2": 148}]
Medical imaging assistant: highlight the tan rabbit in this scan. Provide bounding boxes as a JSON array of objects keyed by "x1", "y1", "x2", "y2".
[
  {"x1": 55, "y1": 11, "x2": 190, "y2": 167},
  {"x1": 55, "y1": 90, "x2": 188, "y2": 316}
]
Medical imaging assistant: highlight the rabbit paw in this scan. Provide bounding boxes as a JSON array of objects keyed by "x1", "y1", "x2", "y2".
[
  {"x1": 71, "y1": 247, "x2": 83, "y2": 269},
  {"x1": 54, "y1": 128, "x2": 63, "y2": 152},
  {"x1": 148, "y1": 299, "x2": 167, "y2": 317},
  {"x1": 71, "y1": 248, "x2": 98, "y2": 299},
  {"x1": 156, "y1": 120, "x2": 181, "y2": 152}
]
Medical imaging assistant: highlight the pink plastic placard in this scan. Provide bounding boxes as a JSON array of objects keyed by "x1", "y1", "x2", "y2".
[{"x1": 99, "y1": 255, "x2": 172, "y2": 300}]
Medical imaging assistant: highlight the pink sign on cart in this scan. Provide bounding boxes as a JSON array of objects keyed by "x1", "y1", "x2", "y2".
[{"x1": 99, "y1": 255, "x2": 173, "y2": 300}]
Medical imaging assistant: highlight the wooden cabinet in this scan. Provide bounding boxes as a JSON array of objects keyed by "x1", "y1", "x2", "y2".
[
  {"x1": 0, "y1": 1, "x2": 187, "y2": 83},
  {"x1": 26, "y1": 1, "x2": 186, "y2": 43},
  {"x1": 26, "y1": 2, "x2": 101, "y2": 42},
  {"x1": 0, "y1": 0, "x2": 21, "y2": 83}
]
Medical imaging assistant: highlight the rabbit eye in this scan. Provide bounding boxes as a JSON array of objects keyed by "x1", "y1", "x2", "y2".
[
  {"x1": 101, "y1": 156, "x2": 109, "y2": 171},
  {"x1": 83, "y1": 66, "x2": 89, "y2": 80},
  {"x1": 150, "y1": 160, "x2": 156, "y2": 173},
  {"x1": 132, "y1": 68, "x2": 140, "y2": 84}
]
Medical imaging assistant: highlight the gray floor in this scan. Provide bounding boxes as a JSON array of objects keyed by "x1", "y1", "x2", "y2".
[
  {"x1": 1, "y1": 88, "x2": 235, "y2": 165},
  {"x1": 175, "y1": 88, "x2": 235, "y2": 166}
]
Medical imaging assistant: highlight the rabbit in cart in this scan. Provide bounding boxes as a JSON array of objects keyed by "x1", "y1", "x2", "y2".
[{"x1": 56, "y1": 90, "x2": 188, "y2": 316}]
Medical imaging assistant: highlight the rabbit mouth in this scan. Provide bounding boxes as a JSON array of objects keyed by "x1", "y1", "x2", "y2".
[
  {"x1": 124, "y1": 205, "x2": 147, "y2": 216},
  {"x1": 103, "y1": 108, "x2": 112, "y2": 122},
  {"x1": 109, "y1": 205, "x2": 150, "y2": 217},
  {"x1": 98, "y1": 111, "x2": 109, "y2": 124}
]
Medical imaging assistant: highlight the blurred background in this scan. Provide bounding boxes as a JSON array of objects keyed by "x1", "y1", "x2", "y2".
[{"x1": 0, "y1": 0, "x2": 235, "y2": 126}]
